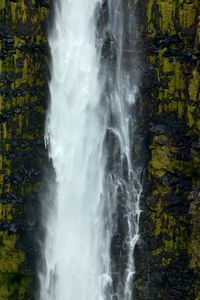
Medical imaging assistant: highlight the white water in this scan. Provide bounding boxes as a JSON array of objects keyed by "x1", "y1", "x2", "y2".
[
  {"x1": 40, "y1": 1, "x2": 141, "y2": 300},
  {"x1": 100, "y1": 1, "x2": 142, "y2": 299}
]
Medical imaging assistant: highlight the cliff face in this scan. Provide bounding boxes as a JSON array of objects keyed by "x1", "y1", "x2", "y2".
[
  {"x1": 0, "y1": 1, "x2": 49, "y2": 298},
  {"x1": 0, "y1": 0, "x2": 199, "y2": 299},
  {"x1": 135, "y1": 0, "x2": 200, "y2": 299}
]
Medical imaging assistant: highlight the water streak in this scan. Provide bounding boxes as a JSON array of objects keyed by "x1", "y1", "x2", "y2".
[{"x1": 40, "y1": 1, "x2": 141, "y2": 299}]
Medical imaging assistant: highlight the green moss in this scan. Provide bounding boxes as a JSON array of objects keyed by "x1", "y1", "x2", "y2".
[
  {"x1": 0, "y1": 0, "x2": 5, "y2": 10},
  {"x1": 157, "y1": 52, "x2": 185, "y2": 101},
  {"x1": 195, "y1": 290, "x2": 200, "y2": 300},
  {"x1": 134, "y1": 277, "x2": 145, "y2": 292},
  {"x1": 0, "y1": 232, "x2": 25, "y2": 273},
  {"x1": 10, "y1": 2, "x2": 17, "y2": 23},
  {"x1": 152, "y1": 248, "x2": 163, "y2": 256},
  {"x1": 146, "y1": 0, "x2": 200, "y2": 297},
  {"x1": 161, "y1": 257, "x2": 172, "y2": 267},
  {"x1": 0, "y1": 0, "x2": 49, "y2": 297},
  {"x1": 158, "y1": 1, "x2": 175, "y2": 34},
  {"x1": 151, "y1": 184, "x2": 171, "y2": 197},
  {"x1": 151, "y1": 206, "x2": 188, "y2": 252},
  {"x1": 187, "y1": 105, "x2": 200, "y2": 131},
  {"x1": 0, "y1": 204, "x2": 13, "y2": 222},
  {"x1": 179, "y1": 2, "x2": 197, "y2": 29},
  {"x1": 189, "y1": 68, "x2": 200, "y2": 102},
  {"x1": 146, "y1": 0, "x2": 198, "y2": 36},
  {"x1": 152, "y1": 207, "x2": 176, "y2": 237},
  {"x1": 149, "y1": 132, "x2": 194, "y2": 178},
  {"x1": 0, "y1": 274, "x2": 30, "y2": 300},
  {"x1": 146, "y1": 0, "x2": 156, "y2": 36}
]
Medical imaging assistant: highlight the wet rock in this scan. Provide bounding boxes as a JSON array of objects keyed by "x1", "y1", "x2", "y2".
[
  {"x1": 104, "y1": 128, "x2": 121, "y2": 172},
  {"x1": 0, "y1": 221, "x2": 18, "y2": 233},
  {"x1": 101, "y1": 32, "x2": 117, "y2": 63},
  {"x1": 111, "y1": 295, "x2": 118, "y2": 300},
  {"x1": 149, "y1": 124, "x2": 166, "y2": 134}
]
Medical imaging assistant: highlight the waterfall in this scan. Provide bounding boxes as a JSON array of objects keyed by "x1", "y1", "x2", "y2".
[{"x1": 40, "y1": 0, "x2": 141, "y2": 299}]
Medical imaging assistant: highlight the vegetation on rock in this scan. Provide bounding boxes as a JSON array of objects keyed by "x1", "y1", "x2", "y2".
[
  {"x1": 0, "y1": 0, "x2": 49, "y2": 298},
  {"x1": 135, "y1": 0, "x2": 200, "y2": 299}
]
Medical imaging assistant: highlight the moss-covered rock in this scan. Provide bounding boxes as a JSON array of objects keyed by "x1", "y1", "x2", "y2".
[
  {"x1": 0, "y1": 0, "x2": 49, "y2": 298},
  {"x1": 135, "y1": 0, "x2": 200, "y2": 299}
]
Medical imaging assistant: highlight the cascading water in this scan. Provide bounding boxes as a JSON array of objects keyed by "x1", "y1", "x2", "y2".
[
  {"x1": 40, "y1": 0, "x2": 142, "y2": 300},
  {"x1": 97, "y1": 1, "x2": 142, "y2": 299}
]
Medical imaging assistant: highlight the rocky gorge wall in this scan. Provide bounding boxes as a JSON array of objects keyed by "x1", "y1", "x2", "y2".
[
  {"x1": 0, "y1": 0, "x2": 49, "y2": 298},
  {"x1": 0, "y1": 0, "x2": 199, "y2": 299},
  {"x1": 135, "y1": 0, "x2": 200, "y2": 299}
]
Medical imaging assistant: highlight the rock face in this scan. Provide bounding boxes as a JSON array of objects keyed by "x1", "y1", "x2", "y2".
[
  {"x1": 0, "y1": 1, "x2": 49, "y2": 298},
  {"x1": 134, "y1": 0, "x2": 200, "y2": 299}
]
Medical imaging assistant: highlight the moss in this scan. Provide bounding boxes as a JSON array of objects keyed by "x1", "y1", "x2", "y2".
[
  {"x1": 0, "y1": 0, "x2": 5, "y2": 10},
  {"x1": 158, "y1": 1, "x2": 175, "y2": 34},
  {"x1": 0, "y1": 0, "x2": 49, "y2": 297},
  {"x1": 146, "y1": 0, "x2": 156, "y2": 36},
  {"x1": 179, "y1": 3, "x2": 197, "y2": 29},
  {"x1": 151, "y1": 206, "x2": 188, "y2": 251},
  {"x1": 10, "y1": 2, "x2": 17, "y2": 23},
  {"x1": 187, "y1": 104, "x2": 200, "y2": 132},
  {"x1": 146, "y1": 0, "x2": 198, "y2": 36},
  {"x1": 149, "y1": 138, "x2": 193, "y2": 178},
  {"x1": 152, "y1": 248, "x2": 163, "y2": 256},
  {"x1": 151, "y1": 184, "x2": 171, "y2": 197},
  {"x1": 0, "y1": 232, "x2": 25, "y2": 273},
  {"x1": 161, "y1": 257, "x2": 172, "y2": 267},
  {"x1": 134, "y1": 277, "x2": 145, "y2": 292},
  {"x1": 189, "y1": 69, "x2": 199, "y2": 102},
  {"x1": 0, "y1": 274, "x2": 30, "y2": 300},
  {"x1": 0, "y1": 204, "x2": 13, "y2": 222},
  {"x1": 157, "y1": 52, "x2": 185, "y2": 101},
  {"x1": 24, "y1": 181, "x2": 43, "y2": 194},
  {"x1": 145, "y1": 0, "x2": 200, "y2": 297},
  {"x1": 152, "y1": 206, "x2": 176, "y2": 237}
]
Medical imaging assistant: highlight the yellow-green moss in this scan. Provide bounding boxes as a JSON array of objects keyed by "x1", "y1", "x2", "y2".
[
  {"x1": 187, "y1": 105, "x2": 200, "y2": 132},
  {"x1": 0, "y1": 0, "x2": 5, "y2": 10},
  {"x1": 0, "y1": 0, "x2": 49, "y2": 297},
  {"x1": 0, "y1": 274, "x2": 30, "y2": 299},
  {"x1": 146, "y1": 0, "x2": 198, "y2": 35},
  {"x1": 158, "y1": 1, "x2": 175, "y2": 34},
  {"x1": 150, "y1": 139, "x2": 193, "y2": 178},
  {"x1": 10, "y1": 2, "x2": 17, "y2": 23},
  {"x1": 0, "y1": 232, "x2": 25, "y2": 273},
  {"x1": 146, "y1": 1, "x2": 200, "y2": 295},
  {"x1": 146, "y1": 0, "x2": 156, "y2": 36},
  {"x1": 161, "y1": 257, "x2": 172, "y2": 267},
  {"x1": 134, "y1": 277, "x2": 145, "y2": 292},
  {"x1": 189, "y1": 69, "x2": 199, "y2": 102},
  {"x1": 179, "y1": 3, "x2": 197, "y2": 29},
  {"x1": 0, "y1": 204, "x2": 13, "y2": 222}
]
